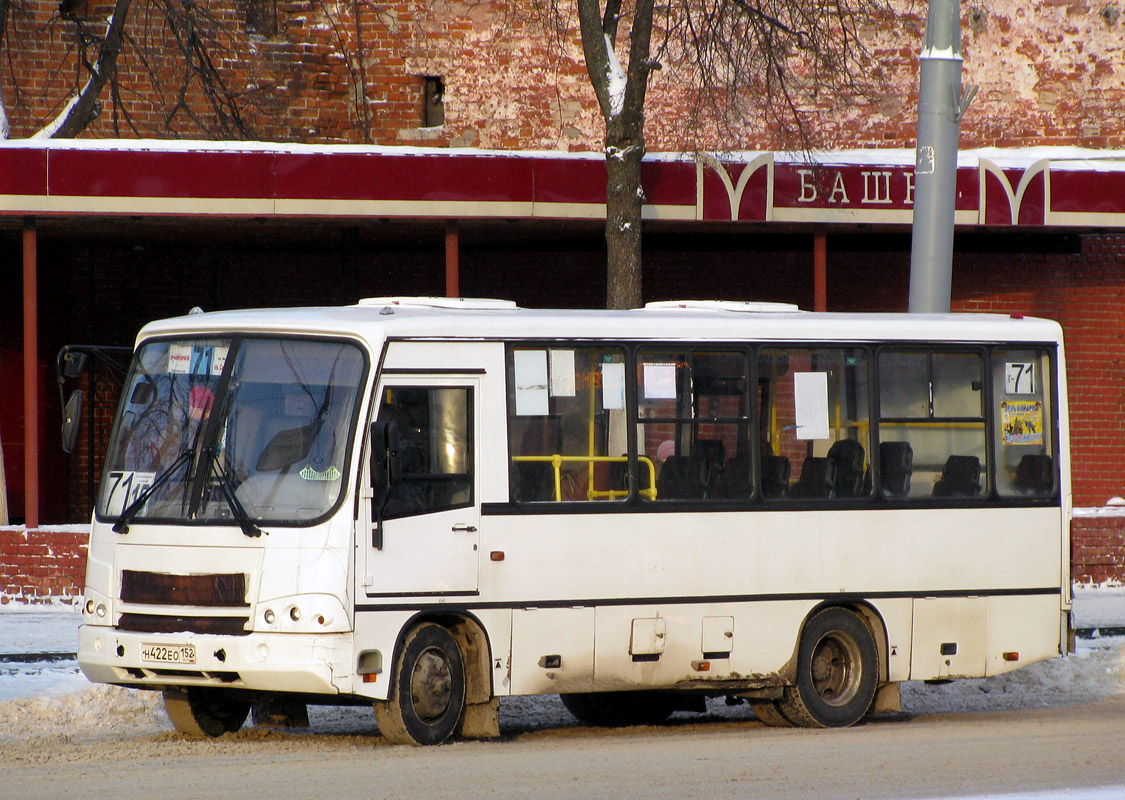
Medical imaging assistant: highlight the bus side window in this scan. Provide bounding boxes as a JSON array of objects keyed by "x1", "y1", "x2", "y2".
[
  {"x1": 374, "y1": 386, "x2": 473, "y2": 518},
  {"x1": 877, "y1": 350, "x2": 987, "y2": 499},
  {"x1": 759, "y1": 347, "x2": 871, "y2": 501},
  {"x1": 638, "y1": 349, "x2": 750, "y2": 502},
  {"x1": 508, "y1": 346, "x2": 628, "y2": 502},
  {"x1": 993, "y1": 349, "x2": 1056, "y2": 498}
]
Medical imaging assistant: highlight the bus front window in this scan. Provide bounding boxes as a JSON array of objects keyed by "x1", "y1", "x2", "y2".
[{"x1": 98, "y1": 337, "x2": 367, "y2": 526}]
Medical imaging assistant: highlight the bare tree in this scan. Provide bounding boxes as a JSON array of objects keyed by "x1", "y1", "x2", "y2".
[
  {"x1": 554, "y1": 0, "x2": 893, "y2": 308},
  {"x1": 2, "y1": 0, "x2": 276, "y2": 139},
  {"x1": 42, "y1": 0, "x2": 133, "y2": 137}
]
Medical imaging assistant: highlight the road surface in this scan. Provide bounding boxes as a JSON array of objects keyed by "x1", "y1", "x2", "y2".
[{"x1": 3, "y1": 691, "x2": 1124, "y2": 800}]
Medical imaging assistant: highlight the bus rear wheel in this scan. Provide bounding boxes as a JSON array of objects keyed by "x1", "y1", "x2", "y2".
[
  {"x1": 163, "y1": 687, "x2": 251, "y2": 737},
  {"x1": 776, "y1": 607, "x2": 878, "y2": 728},
  {"x1": 748, "y1": 699, "x2": 795, "y2": 727},
  {"x1": 374, "y1": 622, "x2": 466, "y2": 745},
  {"x1": 560, "y1": 691, "x2": 676, "y2": 727}
]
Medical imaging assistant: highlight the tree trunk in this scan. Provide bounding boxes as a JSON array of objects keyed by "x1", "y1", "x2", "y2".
[
  {"x1": 604, "y1": 121, "x2": 644, "y2": 309},
  {"x1": 51, "y1": 0, "x2": 132, "y2": 138}
]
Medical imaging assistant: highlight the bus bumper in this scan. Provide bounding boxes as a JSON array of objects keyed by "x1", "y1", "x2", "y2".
[{"x1": 77, "y1": 624, "x2": 352, "y2": 696}]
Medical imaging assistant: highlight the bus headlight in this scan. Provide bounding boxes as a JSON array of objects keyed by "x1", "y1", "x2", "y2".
[
  {"x1": 82, "y1": 591, "x2": 112, "y2": 625},
  {"x1": 255, "y1": 594, "x2": 346, "y2": 632}
]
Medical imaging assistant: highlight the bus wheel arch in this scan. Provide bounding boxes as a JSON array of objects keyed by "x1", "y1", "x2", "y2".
[
  {"x1": 374, "y1": 620, "x2": 466, "y2": 745},
  {"x1": 374, "y1": 612, "x2": 497, "y2": 744},
  {"x1": 777, "y1": 605, "x2": 881, "y2": 728},
  {"x1": 444, "y1": 614, "x2": 500, "y2": 739}
]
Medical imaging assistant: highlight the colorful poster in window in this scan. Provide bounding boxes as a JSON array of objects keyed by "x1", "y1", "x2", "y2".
[{"x1": 1001, "y1": 400, "x2": 1044, "y2": 445}]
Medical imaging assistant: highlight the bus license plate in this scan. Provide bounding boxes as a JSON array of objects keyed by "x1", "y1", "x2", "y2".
[{"x1": 140, "y1": 643, "x2": 197, "y2": 665}]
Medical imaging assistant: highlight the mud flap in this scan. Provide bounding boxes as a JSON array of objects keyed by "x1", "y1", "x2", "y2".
[
  {"x1": 872, "y1": 682, "x2": 901, "y2": 714},
  {"x1": 458, "y1": 697, "x2": 500, "y2": 739}
]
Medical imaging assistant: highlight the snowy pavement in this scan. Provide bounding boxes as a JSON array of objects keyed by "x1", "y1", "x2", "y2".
[{"x1": 0, "y1": 591, "x2": 1123, "y2": 799}]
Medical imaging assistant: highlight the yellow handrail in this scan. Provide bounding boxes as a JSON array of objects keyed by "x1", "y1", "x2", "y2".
[{"x1": 512, "y1": 454, "x2": 658, "y2": 501}]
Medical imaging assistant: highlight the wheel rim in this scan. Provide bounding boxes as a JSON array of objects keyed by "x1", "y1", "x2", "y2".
[
  {"x1": 409, "y1": 646, "x2": 453, "y2": 724},
  {"x1": 809, "y1": 631, "x2": 862, "y2": 708}
]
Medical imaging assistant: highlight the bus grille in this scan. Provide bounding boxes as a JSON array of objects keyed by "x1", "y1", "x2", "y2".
[
  {"x1": 117, "y1": 613, "x2": 251, "y2": 636},
  {"x1": 121, "y1": 570, "x2": 248, "y2": 607}
]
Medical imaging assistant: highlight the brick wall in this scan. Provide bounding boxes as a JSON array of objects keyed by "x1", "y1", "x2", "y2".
[
  {"x1": 5, "y1": 1, "x2": 1125, "y2": 150},
  {"x1": 1072, "y1": 514, "x2": 1125, "y2": 585},
  {"x1": 0, "y1": 527, "x2": 88, "y2": 604}
]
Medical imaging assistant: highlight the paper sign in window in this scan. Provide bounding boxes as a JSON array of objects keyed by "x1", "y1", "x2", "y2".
[
  {"x1": 168, "y1": 344, "x2": 193, "y2": 374},
  {"x1": 514, "y1": 350, "x2": 549, "y2": 415},
  {"x1": 549, "y1": 350, "x2": 576, "y2": 397},
  {"x1": 1005, "y1": 362, "x2": 1036, "y2": 395},
  {"x1": 601, "y1": 363, "x2": 626, "y2": 410},
  {"x1": 642, "y1": 363, "x2": 677, "y2": 400},
  {"x1": 794, "y1": 372, "x2": 830, "y2": 440}
]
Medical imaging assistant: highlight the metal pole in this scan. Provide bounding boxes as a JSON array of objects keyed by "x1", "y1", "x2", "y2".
[
  {"x1": 909, "y1": 0, "x2": 974, "y2": 314},
  {"x1": 22, "y1": 218, "x2": 39, "y2": 528},
  {"x1": 813, "y1": 231, "x2": 827, "y2": 312},
  {"x1": 444, "y1": 220, "x2": 460, "y2": 298}
]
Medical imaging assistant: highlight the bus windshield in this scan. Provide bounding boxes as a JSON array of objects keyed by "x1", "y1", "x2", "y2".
[{"x1": 97, "y1": 336, "x2": 367, "y2": 526}]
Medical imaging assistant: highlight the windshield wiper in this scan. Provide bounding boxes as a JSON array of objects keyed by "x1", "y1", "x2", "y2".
[
  {"x1": 207, "y1": 448, "x2": 263, "y2": 538},
  {"x1": 112, "y1": 449, "x2": 194, "y2": 534}
]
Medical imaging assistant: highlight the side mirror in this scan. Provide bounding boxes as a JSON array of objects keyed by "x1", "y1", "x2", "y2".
[
  {"x1": 61, "y1": 350, "x2": 88, "y2": 380},
  {"x1": 369, "y1": 420, "x2": 400, "y2": 487},
  {"x1": 61, "y1": 390, "x2": 84, "y2": 454}
]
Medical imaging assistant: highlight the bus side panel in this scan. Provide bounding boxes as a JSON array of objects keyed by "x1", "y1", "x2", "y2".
[
  {"x1": 510, "y1": 608, "x2": 595, "y2": 694},
  {"x1": 985, "y1": 594, "x2": 1064, "y2": 677},
  {"x1": 910, "y1": 597, "x2": 988, "y2": 680},
  {"x1": 591, "y1": 601, "x2": 813, "y2": 690}
]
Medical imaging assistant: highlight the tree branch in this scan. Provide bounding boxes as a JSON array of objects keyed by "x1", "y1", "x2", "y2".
[{"x1": 47, "y1": 0, "x2": 132, "y2": 137}]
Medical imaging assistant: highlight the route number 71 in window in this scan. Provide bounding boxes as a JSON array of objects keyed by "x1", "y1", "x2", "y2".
[
  {"x1": 1005, "y1": 362, "x2": 1036, "y2": 395},
  {"x1": 104, "y1": 471, "x2": 155, "y2": 516}
]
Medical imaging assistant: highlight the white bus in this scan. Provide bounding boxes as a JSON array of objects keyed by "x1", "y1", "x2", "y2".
[{"x1": 77, "y1": 297, "x2": 1072, "y2": 743}]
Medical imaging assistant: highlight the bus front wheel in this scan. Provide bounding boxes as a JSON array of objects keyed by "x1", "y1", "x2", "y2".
[
  {"x1": 777, "y1": 607, "x2": 878, "y2": 728},
  {"x1": 374, "y1": 622, "x2": 466, "y2": 745},
  {"x1": 163, "y1": 687, "x2": 251, "y2": 737}
]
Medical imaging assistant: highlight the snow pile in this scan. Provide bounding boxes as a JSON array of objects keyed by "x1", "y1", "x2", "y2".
[
  {"x1": 1, "y1": 600, "x2": 1123, "y2": 742},
  {"x1": 901, "y1": 635, "x2": 1125, "y2": 714},
  {"x1": 0, "y1": 684, "x2": 168, "y2": 743}
]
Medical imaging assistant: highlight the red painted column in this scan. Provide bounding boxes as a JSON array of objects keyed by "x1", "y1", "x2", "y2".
[
  {"x1": 813, "y1": 230, "x2": 827, "y2": 312},
  {"x1": 22, "y1": 218, "x2": 38, "y2": 528},
  {"x1": 445, "y1": 220, "x2": 459, "y2": 298}
]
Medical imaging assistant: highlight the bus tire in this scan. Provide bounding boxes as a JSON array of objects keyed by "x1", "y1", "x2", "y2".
[
  {"x1": 748, "y1": 699, "x2": 795, "y2": 727},
  {"x1": 776, "y1": 607, "x2": 878, "y2": 728},
  {"x1": 163, "y1": 687, "x2": 251, "y2": 737},
  {"x1": 374, "y1": 622, "x2": 466, "y2": 745},
  {"x1": 560, "y1": 691, "x2": 676, "y2": 727}
]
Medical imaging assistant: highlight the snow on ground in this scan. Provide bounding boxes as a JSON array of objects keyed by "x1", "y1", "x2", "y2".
[{"x1": 0, "y1": 590, "x2": 1123, "y2": 749}]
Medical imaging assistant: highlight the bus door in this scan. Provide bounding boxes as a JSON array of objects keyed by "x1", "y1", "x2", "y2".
[{"x1": 360, "y1": 378, "x2": 480, "y2": 597}]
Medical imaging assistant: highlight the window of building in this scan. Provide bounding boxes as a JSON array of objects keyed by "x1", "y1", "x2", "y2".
[
  {"x1": 243, "y1": 0, "x2": 278, "y2": 35},
  {"x1": 423, "y1": 76, "x2": 445, "y2": 127}
]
